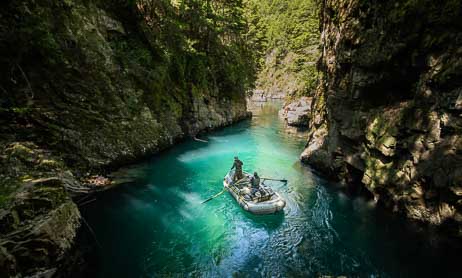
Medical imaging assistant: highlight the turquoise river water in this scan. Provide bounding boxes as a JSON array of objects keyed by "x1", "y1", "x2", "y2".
[{"x1": 83, "y1": 102, "x2": 461, "y2": 277}]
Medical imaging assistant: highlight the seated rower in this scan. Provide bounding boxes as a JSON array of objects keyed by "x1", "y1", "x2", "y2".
[{"x1": 250, "y1": 172, "x2": 260, "y2": 195}]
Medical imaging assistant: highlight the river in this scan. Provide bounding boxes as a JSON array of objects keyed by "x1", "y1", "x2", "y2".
[{"x1": 82, "y1": 101, "x2": 460, "y2": 277}]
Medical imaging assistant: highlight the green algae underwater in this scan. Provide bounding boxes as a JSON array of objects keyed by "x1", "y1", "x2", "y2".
[{"x1": 82, "y1": 102, "x2": 461, "y2": 277}]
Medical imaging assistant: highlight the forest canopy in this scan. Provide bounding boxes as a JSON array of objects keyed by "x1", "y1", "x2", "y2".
[{"x1": 244, "y1": 0, "x2": 319, "y2": 98}]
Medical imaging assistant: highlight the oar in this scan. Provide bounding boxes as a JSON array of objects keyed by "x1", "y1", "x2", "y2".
[
  {"x1": 232, "y1": 177, "x2": 248, "y2": 185},
  {"x1": 202, "y1": 177, "x2": 248, "y2": 204},
  {"x1": 234, "y1": 179, "x2": 249, "y2": 186},
  {"x1": 261, "y1": 177, "x2": 288, "y2": 183},
  {"x1": 201, "y1": 189, "x2": 226, "y2": 204}
]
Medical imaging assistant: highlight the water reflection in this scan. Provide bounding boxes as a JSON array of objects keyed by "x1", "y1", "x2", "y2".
[{"x1": 83, "y1": 101, "x2": 462, "y2": 278}]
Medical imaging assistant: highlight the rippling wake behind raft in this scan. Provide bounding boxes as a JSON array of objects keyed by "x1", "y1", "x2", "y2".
[{"x1": 223, "y1": 170, "x2": 286, "y2": 214}]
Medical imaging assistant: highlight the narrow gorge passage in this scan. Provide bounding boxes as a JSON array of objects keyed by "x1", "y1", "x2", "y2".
[
  {"x1": 1, "y1": 0, "x2": 461, "y2": 277},
  {"x1": 82, "y1": 102, "x2": 459, "y2": 277}
]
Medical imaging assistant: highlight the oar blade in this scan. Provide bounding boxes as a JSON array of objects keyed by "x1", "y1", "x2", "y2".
[
  {"x1": 201, "y1": 189, "x2": 226, "y2": 204},
  {"x1": 201, "y1": 198, "x2": 212, "y2": 204}
]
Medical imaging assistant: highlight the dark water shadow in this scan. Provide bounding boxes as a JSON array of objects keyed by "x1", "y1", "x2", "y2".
[
  {"x1": 79, "y1": 154, "x2": 203, "y2": 277},
  {"x1": 240, "y1": 209, "x2": 285, "y2": 231}
]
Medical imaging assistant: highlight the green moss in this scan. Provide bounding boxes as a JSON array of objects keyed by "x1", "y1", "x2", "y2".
[
  {"x1": 6, "y1": 143, "x2": 34, "y2": 157},
  {"x1": 0, "y1": 0, "x2": 253, "y2": 172},
  {"x1": 367, "y1": 113, "x2": 399, "y2": 141},
  {"x1": 0, "y1": 189, "x2": 14, "y2": 208},
  {"x1": 38, "y1": 159, "x2": 63, "y2": 170},
  {"x1": 362, "y1": 151, "x2": 395, "y2": 188}
]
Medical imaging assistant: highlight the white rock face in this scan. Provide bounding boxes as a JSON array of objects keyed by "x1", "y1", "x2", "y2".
[{"x1": 279, "y1": 97, "x2": 312, "y2": 127}]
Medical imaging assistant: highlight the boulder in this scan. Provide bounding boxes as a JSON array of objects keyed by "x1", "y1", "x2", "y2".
[{"x1": 280, "y1": 97, "x2": 312, "y2": 127}]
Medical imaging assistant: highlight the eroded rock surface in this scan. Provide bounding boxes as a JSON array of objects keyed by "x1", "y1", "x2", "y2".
[
  {"x1": 280, "y1": 97, "x2": 312, "y2": 127},
  {"x1": 0, "y1": 2, "x2": 250, "y2": 170},
  {"x1": 302, "y1": 0, "x2": 462, "y2": 236},
  {"x1": 0, "y1": 143, "x2": 81, "y2": 277},
  {"x1": 0, "y1": 0, "x2": 251, "y2": 276}
]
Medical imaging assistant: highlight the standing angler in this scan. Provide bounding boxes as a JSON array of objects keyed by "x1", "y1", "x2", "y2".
[{"x1": 231, "y1": 156, "x2": 244, "y2": 181}]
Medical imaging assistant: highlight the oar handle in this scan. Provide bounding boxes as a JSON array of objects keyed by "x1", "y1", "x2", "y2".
[
  {"x1": 201, "y1": 189, "x2": 226, "y2": 204},
  {"x1": 261, "y1": 177, "x2": 288, "y2": 182}
]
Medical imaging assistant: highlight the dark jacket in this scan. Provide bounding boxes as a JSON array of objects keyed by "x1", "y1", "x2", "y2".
[{"x1": 231, "y1": 159, "x2": 243, "y2": 171}]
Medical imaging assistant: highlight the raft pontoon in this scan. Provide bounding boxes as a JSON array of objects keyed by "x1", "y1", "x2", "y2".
[{"x1": 223, "y1": 170, "x2": 286, "y2": 214}]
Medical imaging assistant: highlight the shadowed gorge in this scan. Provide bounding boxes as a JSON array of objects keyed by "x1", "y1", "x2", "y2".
[
  {"x1": 1, "y1": 0, "x2": 462, "y2": 277},
  {"x1": 82, "y1": 103, "x2": 461, "y2": 277},
  {"x1": 302, "y1": 0, "x2": 462, "y2": 237},
  {"x1": 0, "y1": 0, "x2": 253, "y2": 276}
]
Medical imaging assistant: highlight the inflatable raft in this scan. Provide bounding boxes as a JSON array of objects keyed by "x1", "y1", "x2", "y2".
[{"x1": 223, "y1": 170, "x2": 286, "y2": 214}]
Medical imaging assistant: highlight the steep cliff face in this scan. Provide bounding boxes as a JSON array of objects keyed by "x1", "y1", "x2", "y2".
[
  {"x1": 0, "y1": 0, "x2": 250, "y2": 170},
  {"x1": 0, "y1": 143, "x2": 81, "y2": 277},
  {"x1": 245, "y1": 0, "x2": 319, "y2": 100},
  {"x1": 302, "y1": 0, "x2": 462, "y2": 236},
  {"x1": 0, "y1": 0, "x2": 251, "y2": 276}
]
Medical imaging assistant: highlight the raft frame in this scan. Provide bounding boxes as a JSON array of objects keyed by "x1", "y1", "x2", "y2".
[{"x1": 223, "y1": 170, "x2": 286, "y2": 214}]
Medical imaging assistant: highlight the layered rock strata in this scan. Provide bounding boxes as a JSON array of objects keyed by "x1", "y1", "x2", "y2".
[
  {"x1": 0, "y1": 1, "x2": 250, "y2": 276},
  {"x1": 302, "y1": 0, "x2": 462, "y2": 236}
]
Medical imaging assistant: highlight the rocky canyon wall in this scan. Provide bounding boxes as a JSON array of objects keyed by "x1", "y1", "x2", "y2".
[
  {"x1": 302, "y1": 0, "x2": 462, "y2": 236},
  {"x1": 0, "y1": 0, "x2": 250, "y2": 276}
]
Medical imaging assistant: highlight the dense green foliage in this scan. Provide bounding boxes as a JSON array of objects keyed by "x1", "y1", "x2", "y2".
[
  {"x1": 244, "y1": 0, "x2": 319, "y2": 98},
  {"x1": 0, "y1": 0, "x2": 255, "y2": 169},
  {"x1": 132, "y1": 0, "x2": 256, "y2": 94},
  {"x1": 0, "y1": 0, "x2": 255, "y2": 109}
]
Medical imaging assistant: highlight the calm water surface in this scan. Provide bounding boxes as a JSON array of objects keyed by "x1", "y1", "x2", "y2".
[{"x1": 83, "y1": 102, "x2": 461, "y2": 277}]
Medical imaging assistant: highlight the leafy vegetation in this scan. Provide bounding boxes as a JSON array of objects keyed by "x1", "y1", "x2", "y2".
[
  {"x1": 127, "y1": 0, "x2": 257, "y2": 95},
  {"x1": 244, "y1": 0, "x2": 319, "y2": 98},
  {"x1": 0, "y1": 0, "x2": 256, "y2": 112},
  {"x1": 0, "y1": 0, "x2": 320, "y2": 172},
  {"x1": 0, "y1": 0, "x2": 257, "y2": 169}
]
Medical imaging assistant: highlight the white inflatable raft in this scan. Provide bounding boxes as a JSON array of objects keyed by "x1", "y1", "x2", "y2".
[{"x1": 223, "y1": 170, "x2": 286, "y2": 214}]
